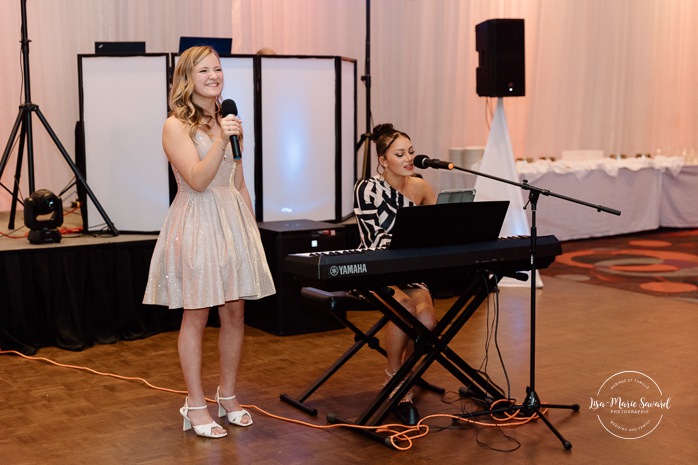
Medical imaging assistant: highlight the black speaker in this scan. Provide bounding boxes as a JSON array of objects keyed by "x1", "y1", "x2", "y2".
[
  {"x1": 245, "y1": 219, "x2": 351, "y2": 335},
  {"x1": 475, "y1": 19, "x2": 525, "y2": 97}
]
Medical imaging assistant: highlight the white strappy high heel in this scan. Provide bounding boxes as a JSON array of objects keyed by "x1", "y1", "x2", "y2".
[
  {"x1": 180, "y1": 397, "x2": 227, "y2": 438},
  {"x1": 216, "y1": 386, "x2": 253, "y2": 427}
]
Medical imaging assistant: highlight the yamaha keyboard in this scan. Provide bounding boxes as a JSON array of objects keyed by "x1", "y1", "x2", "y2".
[{"x1": 284, "y1": 235, "x2": 562, "y2": 291}]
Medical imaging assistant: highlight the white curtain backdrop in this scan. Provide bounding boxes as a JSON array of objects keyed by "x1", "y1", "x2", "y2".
[{"x1": 1, "y1": 0, "x2": 696, "y2": 212}]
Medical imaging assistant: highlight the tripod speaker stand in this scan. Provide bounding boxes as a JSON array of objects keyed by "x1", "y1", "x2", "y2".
[{"x1": 0, "y1": 0, "x2": 118, "y2": 235}]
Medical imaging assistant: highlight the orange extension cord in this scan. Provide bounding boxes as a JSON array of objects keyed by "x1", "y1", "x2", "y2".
[{"x1": 0, "y1": 349, "x2": 545, "y2": 450}]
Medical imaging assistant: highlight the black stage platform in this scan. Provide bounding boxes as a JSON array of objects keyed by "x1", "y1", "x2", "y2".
[{"x1": 0, "y1": 210, "x2": 180, "y2": 354}]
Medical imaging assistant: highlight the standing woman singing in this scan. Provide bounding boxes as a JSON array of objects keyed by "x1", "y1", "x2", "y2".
[{"x1": 144, "y1": 46, "x2": 275, "y2": 438}]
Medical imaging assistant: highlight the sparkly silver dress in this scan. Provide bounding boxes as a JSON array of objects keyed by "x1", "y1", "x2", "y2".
[{"x1": 143, "y1": 131, "x2": 275, "y2": 309}]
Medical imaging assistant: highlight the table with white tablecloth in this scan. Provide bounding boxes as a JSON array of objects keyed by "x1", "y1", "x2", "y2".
[
  {"x1": 659, "y1": 164, "x2": 698, "y2": 228},
  {"x1": 514, "y1": 157, "x2": 696, "y2": 241}
]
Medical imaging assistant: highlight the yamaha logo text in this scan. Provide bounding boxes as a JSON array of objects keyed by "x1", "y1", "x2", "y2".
[{"x1": 329, "y1": 263, "x2": 368, "y2": 277}]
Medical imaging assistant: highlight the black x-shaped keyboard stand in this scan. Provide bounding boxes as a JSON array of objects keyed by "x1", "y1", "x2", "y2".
[{"x1": 326, "y1": 271, "x2": 506, "y2": 445}]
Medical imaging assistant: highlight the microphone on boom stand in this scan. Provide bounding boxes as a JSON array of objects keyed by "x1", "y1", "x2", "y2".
[{"x1": 413, "y1": 154, "x2": 454, "y2": 170}]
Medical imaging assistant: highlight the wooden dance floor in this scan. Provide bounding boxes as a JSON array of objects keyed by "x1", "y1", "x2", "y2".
[
  {"x1": 2, "y1": 209, "x2": 697, "y2": 463},
  {"x1": 2, "y1": 272, "x2": 696, "y2": 464}
]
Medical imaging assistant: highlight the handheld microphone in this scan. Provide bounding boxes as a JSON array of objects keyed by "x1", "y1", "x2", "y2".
[
  {"x1": 220, "y1": 99, "x2": 242, "y2": 160},
  {"x1": 413, "y1": 154, "x2": 454, "y2": 170}
]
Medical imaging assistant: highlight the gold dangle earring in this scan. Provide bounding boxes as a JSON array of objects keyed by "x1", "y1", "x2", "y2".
[{"x1": 377, "y1": 157, "x2": 386, "y2": 179}]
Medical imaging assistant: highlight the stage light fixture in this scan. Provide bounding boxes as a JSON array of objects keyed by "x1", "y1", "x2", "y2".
[{"x1": 24, "y1": 189, "x2": 63, "y2": 244}]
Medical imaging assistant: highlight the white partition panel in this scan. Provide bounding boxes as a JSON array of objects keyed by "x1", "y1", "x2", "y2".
[
  {"x1": 260, "y1": 57, "x2": 337, "y2": 222},
  {"x1": 80, "y1": 55, "x2": 169, "y2": 232},
  {"x1": 341, "y1": 59, "x2": 356, "y2": 220},
  {"x1": 219, "y1": 57, "x2": 256, "y2": 209},
  {"x1": 80, "y1": 54, "x2": 355, "y2": 228}
]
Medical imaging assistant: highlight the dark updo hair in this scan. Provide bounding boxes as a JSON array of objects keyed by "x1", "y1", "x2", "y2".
[{"x1": 371, "y1": 123, "x2": 410, "y2": 157}]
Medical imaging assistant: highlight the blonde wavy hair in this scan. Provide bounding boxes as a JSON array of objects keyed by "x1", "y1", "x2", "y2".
[{"x1": 169, "y1": 45, "x2": 222, "y2": 138}]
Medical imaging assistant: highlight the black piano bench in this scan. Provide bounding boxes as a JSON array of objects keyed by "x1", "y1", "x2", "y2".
[{"x1": 300, "y1": 287, "x2": 383, "y2": 348}]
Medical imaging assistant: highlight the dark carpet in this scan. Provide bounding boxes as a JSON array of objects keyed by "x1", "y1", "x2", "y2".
[{"x1": 540, "y1": 228, "x2": 698, "y2": 303}]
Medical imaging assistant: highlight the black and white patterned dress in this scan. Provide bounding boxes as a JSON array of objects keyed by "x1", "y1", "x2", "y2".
[
  {"x1": 354, "y1": 175, "x2": 428, "y2": 291},
  {"x1": 354, "y1": 175, "x2": 414, "y2": 249}
]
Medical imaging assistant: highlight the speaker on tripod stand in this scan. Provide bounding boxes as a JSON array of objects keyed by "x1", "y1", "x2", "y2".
[
  {"x1": 0, "y1": 0, "x2": 117, "y2": 237},
  {"x1": 476, "y1": 19, "x2": 525, "y2": 98},
  {"x1": 468, "y1": 19, "x2": 581, "y2": 451}
]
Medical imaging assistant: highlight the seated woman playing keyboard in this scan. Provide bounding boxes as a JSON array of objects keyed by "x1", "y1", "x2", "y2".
[{"x1": 353, "y1": 123, "x2": 437, "y2": 424}]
